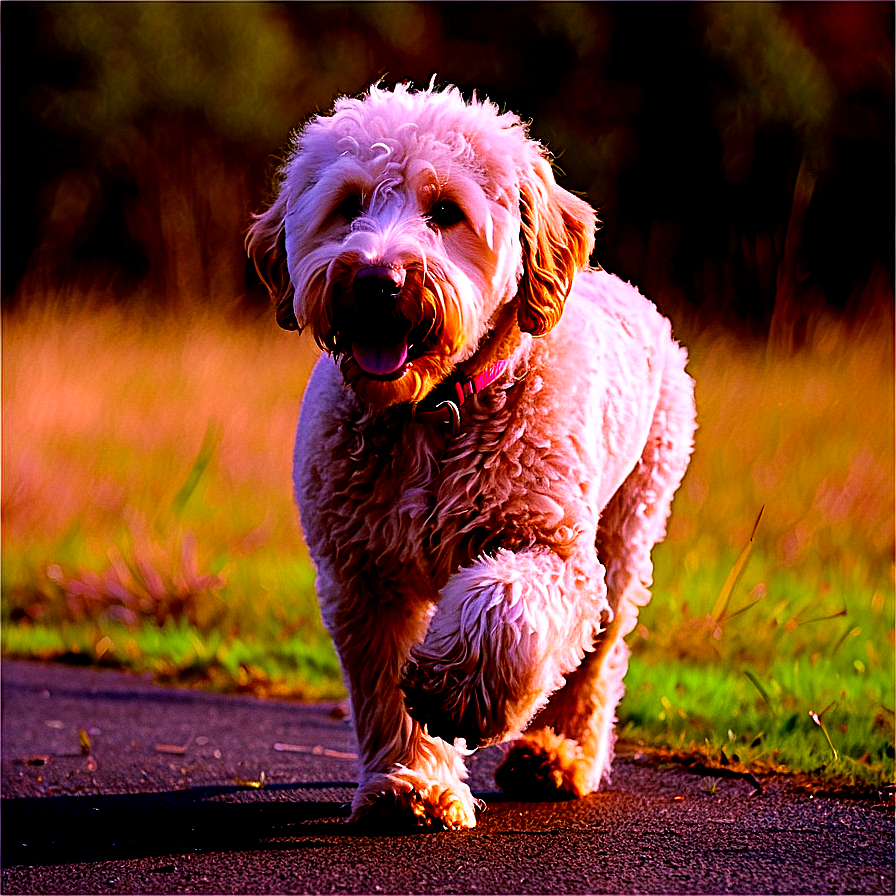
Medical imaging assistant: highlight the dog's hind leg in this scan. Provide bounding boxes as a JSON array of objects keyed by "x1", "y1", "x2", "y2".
[
  {"x1": 495, "y1": 353, "x2": 695, "y2": 797},
  {"x1": 317, "y1": 566, "x2": 480, "y2": 830},
  {"x1": 492, "y1": 590, "x2": 641, "y2": 798}
]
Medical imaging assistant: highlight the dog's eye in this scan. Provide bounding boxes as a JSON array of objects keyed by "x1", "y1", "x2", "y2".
[
  {"x1": 427, "y1": 199, "x2": 465, "y2": 229},
  {"x1": 335, "y1": 195, "x2": 364, "y2": 222}
]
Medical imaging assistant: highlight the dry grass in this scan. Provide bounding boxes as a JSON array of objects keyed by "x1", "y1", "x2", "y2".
[
  {"x1": 1, "y1": 300, "x2": 337, "y2": 695},
  {"x1": 2, "y1": 302, "x2": 315, "y2": 548}
]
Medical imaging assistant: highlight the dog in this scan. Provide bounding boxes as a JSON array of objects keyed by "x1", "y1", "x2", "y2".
[{"x1": 248, "y1": 82, "x2": 696, "y2": 830}]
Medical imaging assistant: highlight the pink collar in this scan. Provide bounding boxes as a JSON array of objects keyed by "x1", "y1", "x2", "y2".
[{"x1": 413, "y1": 359, "x2": 509, "y2": 434}]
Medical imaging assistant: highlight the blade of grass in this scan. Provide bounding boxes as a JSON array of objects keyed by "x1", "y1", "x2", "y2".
[
  {"x1": 744, "y1": 669, "x2": 776, "y2": 714},
  {"x1": 720, "y1": 593, "x2": 767, "y2": 621},
  {"x1": 712, "y1": 506, "x2": 765, "y2": 622},
  {"x1": 826, "y1": 622, "x2": 857, "y2": 658},
  {"x1": 797, "y1": 608, "x2": 848, "y2": 627},
  {"x1": 810, "y1": 709, "x2": 840, "y2": 762},
  {"x1": 167, "y1": 421, "x2": 222, "y2": 522}
]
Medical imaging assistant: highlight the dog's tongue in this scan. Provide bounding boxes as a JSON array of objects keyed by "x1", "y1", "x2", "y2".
[{"x1": 352, "y1": 340, "x2": 409, "y2": 377}]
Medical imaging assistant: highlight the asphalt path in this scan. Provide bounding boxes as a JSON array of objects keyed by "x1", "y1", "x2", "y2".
[{"x1": 1, "y1": 659, "x2": 892, "y2": 895}]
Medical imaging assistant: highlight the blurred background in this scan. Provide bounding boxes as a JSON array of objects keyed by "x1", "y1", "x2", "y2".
[
  {"x1": 2, "y1": 2, "x2": 894, "y2": 786},
  {"x1": 3, "y1": 1, "x2": 893, "y2": 337}
]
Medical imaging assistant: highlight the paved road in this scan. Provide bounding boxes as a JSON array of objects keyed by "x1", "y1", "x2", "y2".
[{"x1": 1, "y1": 659, "x2": 892, "y2": 894}]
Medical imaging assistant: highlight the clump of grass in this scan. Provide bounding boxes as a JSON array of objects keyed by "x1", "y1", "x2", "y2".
[{"x1": 42, "y1": 521, "x2": 225, "y2": 631}]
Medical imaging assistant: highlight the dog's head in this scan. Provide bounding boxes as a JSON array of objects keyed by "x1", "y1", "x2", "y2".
[{"x1": 248, "y1": 82, "x2": 596, "y2": 407}]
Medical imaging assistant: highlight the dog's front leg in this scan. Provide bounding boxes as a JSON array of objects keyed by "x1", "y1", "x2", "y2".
[
  {"x1": 316, "y1": 566, "x2": 479, "y2": 830},
  {"x1": 401, "y1": 546, "x2": 607, "y2": 749}
]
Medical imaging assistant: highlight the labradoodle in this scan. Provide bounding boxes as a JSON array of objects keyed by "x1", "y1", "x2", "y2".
[{"x1": 248, "y1": 82, "x2": 696, "y2": 830}]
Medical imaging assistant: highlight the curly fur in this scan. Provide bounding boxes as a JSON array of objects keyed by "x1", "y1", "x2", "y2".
[{"x1": 248, "y1": 82, "x2": 696, "y2": 830}]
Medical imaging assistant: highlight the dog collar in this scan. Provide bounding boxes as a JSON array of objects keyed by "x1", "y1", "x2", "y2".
[{"x1": 412, "y1": 359, "x2": 509, "y2": 435}]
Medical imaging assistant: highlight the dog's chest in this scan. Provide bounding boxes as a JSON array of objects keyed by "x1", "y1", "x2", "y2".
[
  {"x1": 308, "y1": 395, "x2": 585, "y2": 593},
  {"x1": 323, "y1": 424, "x2": 495, "y2": 587}
]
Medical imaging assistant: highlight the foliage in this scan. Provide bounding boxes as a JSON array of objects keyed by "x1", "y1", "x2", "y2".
[{"x1": 5, "y1": 2, "x2": 893, "y2": 334}]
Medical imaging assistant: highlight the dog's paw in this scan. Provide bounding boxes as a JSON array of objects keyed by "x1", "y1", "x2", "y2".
[
  {"x1": 494, "y1": 727, "x2": 592, "y2": 799},
  {"x1": 351, "y1": 770, "x2": 479, "y2": 831},
  {"x1": 400, "y1": 656, "x2": 503, "y2": 749}
]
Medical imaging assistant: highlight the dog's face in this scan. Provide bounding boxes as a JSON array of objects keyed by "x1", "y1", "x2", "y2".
[{"x1": 249, "y1": 83, "x2": 596, "y2": 407}]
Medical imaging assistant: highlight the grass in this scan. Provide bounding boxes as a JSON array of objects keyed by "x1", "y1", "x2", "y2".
[
  {"x1": 626, "y1": 312, "x2": 895, "y2": 790},
  {"x1": 2, "y1": 298, "x2": 893, "y2": 789},
  {"x1": 2, "y1": 302, "x2": 340, "y2": 700}
]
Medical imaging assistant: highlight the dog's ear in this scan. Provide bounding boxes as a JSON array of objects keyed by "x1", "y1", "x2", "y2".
[
  {"x1": 517, "y1": 156, "x2": 597, "y2": 337},
  {"x1": 246, "y1": 199, "x2": 299, "y2": 331}
]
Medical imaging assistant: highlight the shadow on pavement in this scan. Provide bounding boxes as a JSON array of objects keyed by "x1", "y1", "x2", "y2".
[{"x1": 2, "y1": 782, "x2": 356, "y2": 868}]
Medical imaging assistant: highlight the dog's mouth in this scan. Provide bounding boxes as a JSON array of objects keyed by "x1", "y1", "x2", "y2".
[{"x1": 345, "y1": 316, "x2": 436, "y2": 381}]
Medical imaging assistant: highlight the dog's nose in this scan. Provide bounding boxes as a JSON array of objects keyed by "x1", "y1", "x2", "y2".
[{"x1": 353, "y1": 266, "x2": 404, "y2": 305}]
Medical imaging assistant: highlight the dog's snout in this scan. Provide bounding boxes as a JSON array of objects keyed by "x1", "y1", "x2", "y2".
[{"x1": 353, "y1": 266, "x2": 405, "y2": 305}]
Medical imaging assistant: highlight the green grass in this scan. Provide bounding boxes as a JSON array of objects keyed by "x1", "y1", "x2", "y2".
[
  {"x1": 2, "y1": 302, "x2": 893, "y2": 789},
  {"x1": 622, "y1": 544, "x2": 894, "y2": 789},
  {"x1": 619, "y1": 315, "x2": 895, "y2": 789}
]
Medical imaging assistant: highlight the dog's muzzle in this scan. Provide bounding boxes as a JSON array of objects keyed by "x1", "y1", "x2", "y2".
[
  {"x1": 350, "y1": 267, "x2": 413, "y2": 379},
  {"x1": 336, "y1": 265, "x2": 437, "y2": 383},
  {"x1": 348, "y1": 267, "x2": 411, "y2": 378}
]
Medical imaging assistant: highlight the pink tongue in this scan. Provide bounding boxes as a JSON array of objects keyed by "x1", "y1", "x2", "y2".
[{"x1": 352, "y1": 341, "x2": 409, "y2": 377}]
